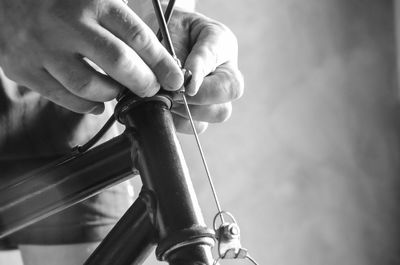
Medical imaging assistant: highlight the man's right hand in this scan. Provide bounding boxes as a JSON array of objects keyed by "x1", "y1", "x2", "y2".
[{"x1": 0, "y1": 0, "x2": 183, "y2": 114}]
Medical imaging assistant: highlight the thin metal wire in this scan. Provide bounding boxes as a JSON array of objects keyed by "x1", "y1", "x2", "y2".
[
  {"x1": 156, "y1": 0, "x2": 176, "y2": 40},
  {"x1": 152, "y1": 0, "x2": 177, "y2": 57},
  {"x1": 213, "y1": 257, "x2": 221, "y2": 265},
  {"x1": 152, "y1": 0, "x2": 225, "y2": 224},
  {"x1": 181, "y1": 93, "x2": 225, "y2": 224},
  {"x1": 246, "y1": 255, "x2": 259, "y2": 265},
  {"x1": 153, "y1": 2, "x2": 258, "y2": 264},
  {"x1": 213, "y1": 254, "x2": 259, "y2": 265}
]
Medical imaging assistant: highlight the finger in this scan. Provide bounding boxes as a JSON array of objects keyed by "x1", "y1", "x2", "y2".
[
  {"x1": 77, "y1": 23, "x2": 160, "y2": 97},
  {"x1": 172, "y1": 102, "x2": 232, "y2": 123},
  {"x1": 99, "y1": 0, "x2": 183, "y2": 91},
  {"x1": 184, "y1": 19, "x2": 238, "y2": 95},
  {"x1": 175, "y1": 63, "x2": 244, "y2": 105},
  {"x1": 23, "y1": 69, "x2": 104, "y2": 114},
  {"x1": 172, "y1": 114, "x2": 208, "y2": 134},
  {"x1": 44, "y1": 54, "x2": 122, "y2": 102}
]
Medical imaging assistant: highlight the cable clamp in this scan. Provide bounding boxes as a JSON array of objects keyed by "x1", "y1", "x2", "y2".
[{"x1": 212, "y1": 211, "x2": 258, "y2": 265}]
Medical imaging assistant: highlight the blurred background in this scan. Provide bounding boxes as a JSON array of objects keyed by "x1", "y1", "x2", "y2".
[{"x1": 145, "y1": 0, "x2": 400, "y2": 265}]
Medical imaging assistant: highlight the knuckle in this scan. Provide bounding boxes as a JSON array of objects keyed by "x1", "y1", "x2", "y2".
[
  {"x1": 233, "y1": 70, "x2": 245, "y2": 99},
  {"x1": 223, "y1": 25, "x2": 238, "y2": 46},
  {"x1": 107, "y1": 45, "x2": 133, "y2": 70},
  {"x1": 68, "y1": 73, "x2": 93, "y2": 98},
  {"x1": 211, "y1": 21, "x2": 238, "y2": 58},
  {"x1": 224, "y1": 69, "x2": 244, "y2": 101},
  {"x1": 207, "y1": 19, "x2": 238, "y2": 48},
  {"x1": 215, "y1": 103, "x2": 232, "y2": 122},
  {"x1": 213, "y1": 20, "x2": 237, "y2": 44},
  {"x1": 126, "y1": 25, "x2": 151, "y2": 51},
  {"x1": 202, "y1": 45, "x2": 218, "y2": 65}
]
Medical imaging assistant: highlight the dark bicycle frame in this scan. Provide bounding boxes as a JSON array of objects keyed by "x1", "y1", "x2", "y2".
[{"x1": 0, "y1": 93, "x2": 216, "y2": 265}]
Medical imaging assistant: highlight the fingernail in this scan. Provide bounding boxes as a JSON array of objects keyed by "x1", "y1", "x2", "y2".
[{"x1": 165, "y1": 71, "x2": 184, "y2": 91}]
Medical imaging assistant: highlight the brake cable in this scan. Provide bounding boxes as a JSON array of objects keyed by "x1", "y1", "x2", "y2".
[{"x1": 152, "y1": 0, "x2": 259, "y2": 264}]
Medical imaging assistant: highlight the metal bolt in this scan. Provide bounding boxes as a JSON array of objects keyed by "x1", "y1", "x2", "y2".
[{"x1": 229, "y1": 224, "x2": 239, "y2": 236}]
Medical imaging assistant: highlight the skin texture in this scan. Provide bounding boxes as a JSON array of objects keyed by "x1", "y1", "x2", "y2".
[{"x1": 0, "y1": 0, "x2": 243, "y2": 134}]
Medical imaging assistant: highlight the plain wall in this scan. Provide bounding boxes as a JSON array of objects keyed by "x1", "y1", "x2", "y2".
[{"x1": 163, "y1": 1, "x2": 400, "y2": 265}]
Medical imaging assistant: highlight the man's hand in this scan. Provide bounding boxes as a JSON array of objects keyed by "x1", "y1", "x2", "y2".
[
  {"x1": 0, "y1": 0, "x2": 184, "y2": 114},
  {"x1": 166, "y1": 9, "x2": 244, "y2": 134}
]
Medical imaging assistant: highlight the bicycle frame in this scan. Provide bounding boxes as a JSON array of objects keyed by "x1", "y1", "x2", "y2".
[{"x1": 0, "y1": 93, "x2": 216, "y2": 264}]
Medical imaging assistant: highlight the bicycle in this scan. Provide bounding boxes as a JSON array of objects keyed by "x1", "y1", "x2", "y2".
[{"x1": 0, "y1": 0, "x2": 258, "y2": 264}]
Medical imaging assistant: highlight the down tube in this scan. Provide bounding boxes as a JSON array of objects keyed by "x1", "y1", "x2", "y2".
[{"x1": 84, "y1": 189, "x2": 157, "y2": 265}]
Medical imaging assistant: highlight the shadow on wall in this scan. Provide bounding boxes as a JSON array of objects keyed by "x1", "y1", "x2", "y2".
[{"x1": 149, "y1": 1, "x2": 400, "y2": 265}]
